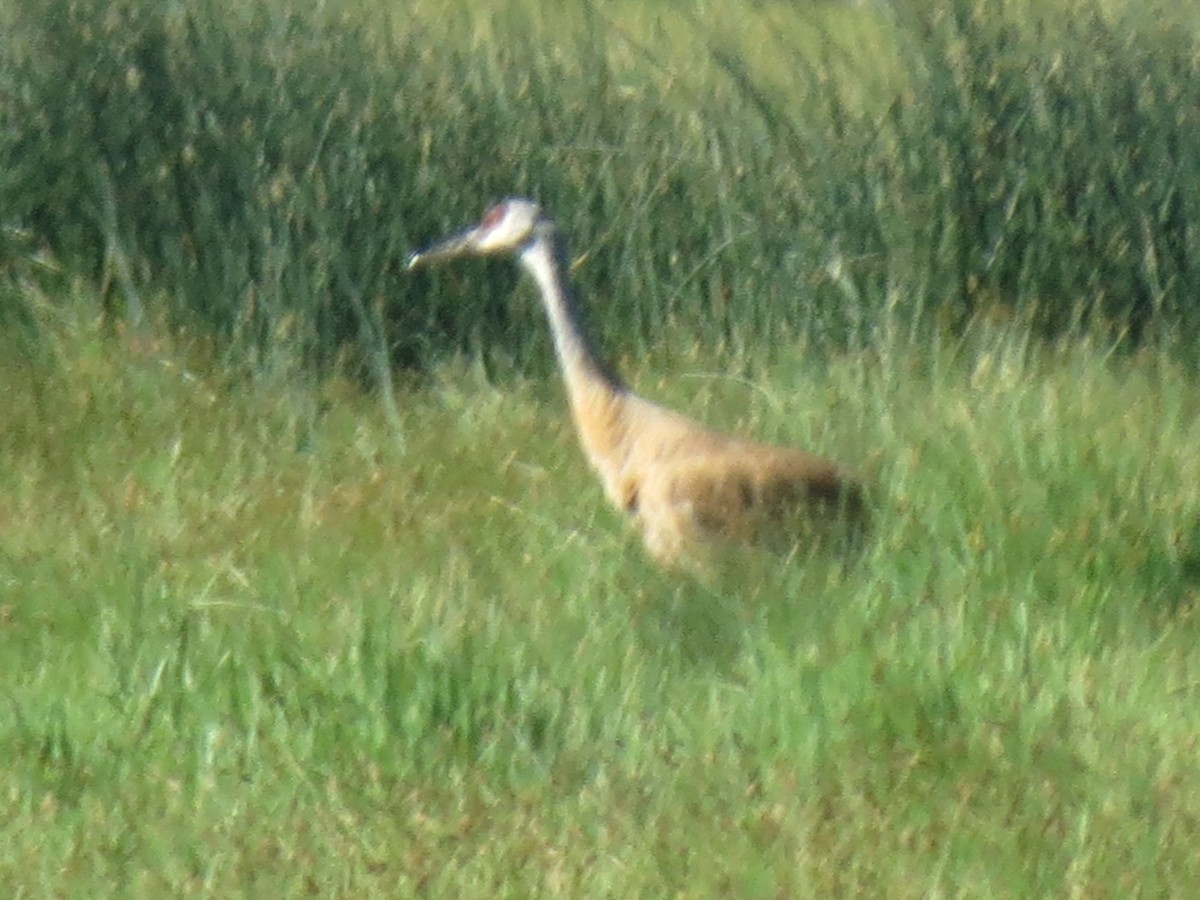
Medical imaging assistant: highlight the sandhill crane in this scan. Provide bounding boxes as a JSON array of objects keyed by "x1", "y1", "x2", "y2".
[{"x1": 407, "y1": 198, "x2": 866, "y2": 566}]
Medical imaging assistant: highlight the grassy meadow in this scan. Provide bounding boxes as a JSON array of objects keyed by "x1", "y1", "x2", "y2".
[{"x1": 4, "y1": 0, "x2": 1200, "y2": 896}]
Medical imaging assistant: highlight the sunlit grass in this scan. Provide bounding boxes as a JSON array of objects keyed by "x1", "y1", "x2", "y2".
[
  {"x1": 396, "y1": 0, "x2": 902, "y2": 113},
  {"x1": 2, "y1": 290, "x2": 1199, "y2": 895}
]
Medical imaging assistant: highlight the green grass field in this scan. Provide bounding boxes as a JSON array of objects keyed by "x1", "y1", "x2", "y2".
[
  {"x1": 4, "y1": 292, "x2": 1200, "y2": 895},
  {"x1": 4, "y1": 0, "x2": 1200, "y2": 896}
]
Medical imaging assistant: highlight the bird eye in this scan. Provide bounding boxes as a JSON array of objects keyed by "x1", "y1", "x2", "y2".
[{"x1": 480, "y1": 203, "x2": 507, "y2": 231}]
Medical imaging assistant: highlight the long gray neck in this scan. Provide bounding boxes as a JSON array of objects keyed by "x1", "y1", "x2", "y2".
[{"x1": 517, "y1": 224, "x2": 625, "y2": 392}]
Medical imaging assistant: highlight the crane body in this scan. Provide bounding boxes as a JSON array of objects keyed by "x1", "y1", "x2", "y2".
[{"x1": 408, "y1": 198, "x2": 865, "y2": 565}]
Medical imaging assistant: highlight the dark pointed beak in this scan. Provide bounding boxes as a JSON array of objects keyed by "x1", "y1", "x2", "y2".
[{"x1": 406, "y1": 225, "x2": 481, "y2": 270}]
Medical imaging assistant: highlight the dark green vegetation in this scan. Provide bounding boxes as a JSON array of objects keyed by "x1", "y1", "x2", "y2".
[
  {"x1": 6, "y1": 1, "x2": 1200, "y2": 368},
  {"x1": 3, "y1": 0, "x2": 1200, "y2": 895}
]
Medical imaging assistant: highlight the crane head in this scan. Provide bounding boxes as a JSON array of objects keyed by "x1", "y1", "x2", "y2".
[{"x1": 407, "y1": 198, "x2": 545, "y2": 269}]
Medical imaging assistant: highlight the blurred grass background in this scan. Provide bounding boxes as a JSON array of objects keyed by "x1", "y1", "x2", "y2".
[
  {"x1": 4, "y1": 0, "x2": 1200, "y2": 895},
  {"x1": 6, "y1": 0, "x2": 1199, "y2": 374}
]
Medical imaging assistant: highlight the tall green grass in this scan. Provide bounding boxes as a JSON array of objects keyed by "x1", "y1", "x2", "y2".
[
  {"x1": 3, "y1": 286, "x2": 1199, "y2": 895},
  {"x1": 881, "y1": 0, "x2": 1200, "y2": 335},
  {"x1": 4, "y1": 0, "x2": 1199, "y2": 376}
]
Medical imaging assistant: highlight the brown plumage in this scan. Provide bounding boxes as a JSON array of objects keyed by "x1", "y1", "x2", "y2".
[{"x1": 408, "y1": 198, "x2": 866, "y2": 565}]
